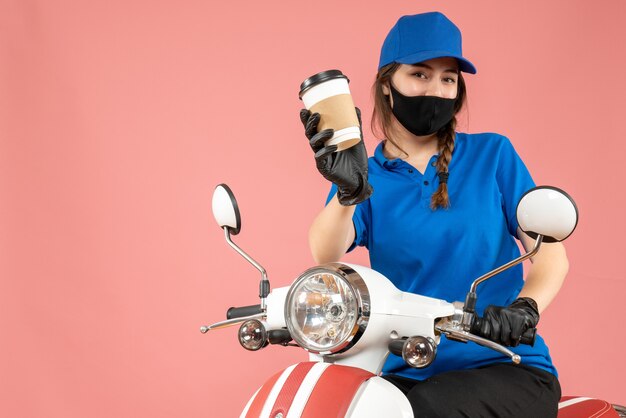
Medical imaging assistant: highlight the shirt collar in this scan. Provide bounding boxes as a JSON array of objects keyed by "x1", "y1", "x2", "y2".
[
  {"x1": 374, "y1": 140, "x2": 441, "y2": 170},
  {"x1": 374, "y1": 141, "x2": 398, "y2": 169}
]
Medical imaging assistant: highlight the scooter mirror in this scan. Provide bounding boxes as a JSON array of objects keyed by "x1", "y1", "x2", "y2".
[
  {"x1": 516, "y1": 186, "x2": 578, "y2": 243},
  {"x1": 212, "y1": 184, "x2": 241, "y2": 235}
]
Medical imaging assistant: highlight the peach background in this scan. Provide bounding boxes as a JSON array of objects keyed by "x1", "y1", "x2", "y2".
[{"x1": 1, "y1": 1, "x2": 625, "y2": 417}]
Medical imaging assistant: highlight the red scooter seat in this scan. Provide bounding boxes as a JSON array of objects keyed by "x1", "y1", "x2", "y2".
[{"x1": 558, "y1": 396, "x2": 620, "y2": 417}]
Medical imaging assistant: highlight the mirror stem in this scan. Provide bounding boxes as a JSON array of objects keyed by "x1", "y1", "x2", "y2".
[
  {"x1": 224, "y1": 227, "x2": 270, "y2": 311},
  {"x1": 470, "y1": 234, "x2": 543, "y2": 294},
  {"x1": 461, "y1": 235, "x2": 543, "y2": 330}
]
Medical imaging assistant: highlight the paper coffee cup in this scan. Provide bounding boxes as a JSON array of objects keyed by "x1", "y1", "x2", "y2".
[{"x1": 299, "y1": 70, "x2": 361, "y2": 152}]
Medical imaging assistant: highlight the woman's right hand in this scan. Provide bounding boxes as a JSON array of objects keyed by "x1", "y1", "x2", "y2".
[{"x1": 299, "y1": 108, "x2": 373, "y2": 206}]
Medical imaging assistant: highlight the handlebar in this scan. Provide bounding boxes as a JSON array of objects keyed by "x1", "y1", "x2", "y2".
[
  {"x1": 435, "y1": 322, "x2": 522, "y2": 364},
  {"x1": 471, "y1": 317, "x2": 536, "y2": 346},
  {"x1": 201, "y1": 304, "x2": 263, "y2": 333},
  {"x1": 520, "y1": 328, "x2": 536, "y2": 346},
  {"x1": 226, "y1": 304, "x2": 262, "y2": 319}
]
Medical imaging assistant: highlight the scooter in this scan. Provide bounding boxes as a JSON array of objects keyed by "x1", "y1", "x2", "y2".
[{"x1": 202, "y1": 184, "x2": 625, "y2": 418}]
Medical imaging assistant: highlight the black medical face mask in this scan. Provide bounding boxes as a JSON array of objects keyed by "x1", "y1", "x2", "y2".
[{"x1": 389, "y1": 83, "x2": 456, "y2": 136}]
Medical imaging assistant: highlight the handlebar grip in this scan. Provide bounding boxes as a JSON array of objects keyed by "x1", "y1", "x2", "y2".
[
  {"x1": 519, "y1": 328, "x2": 536, "y2": 346},
  {"x1": 226, "y1": 304, "x2": 262, "y2": 319},
  {"x1": 471, "y1": 318, "x2": 537, "y2": 347}
]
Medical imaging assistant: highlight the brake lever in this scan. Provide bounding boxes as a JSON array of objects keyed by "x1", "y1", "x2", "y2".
[
  {"x1": 435, "y1": 322, "x2": 521, "y2": 364},
  {"x1": 200, "y1": 313, "x2": 266, "y2": 333}
]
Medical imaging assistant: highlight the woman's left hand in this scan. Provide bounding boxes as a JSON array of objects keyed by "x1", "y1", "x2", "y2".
[{"x1": 472, "y1": 297, "x2": 540, "y2": 347}]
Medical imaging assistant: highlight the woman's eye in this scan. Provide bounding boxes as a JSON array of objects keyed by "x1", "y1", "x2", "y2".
[
  {"x1": 443, "y1": 77, "x2": 457, "y2": 84},
  {"x1": 413, "y1": 72, "x2": 427, "y2": 79}
]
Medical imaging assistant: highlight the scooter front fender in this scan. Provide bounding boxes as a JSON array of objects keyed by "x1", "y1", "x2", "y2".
[{"x1": 240, "y1": 362, "x2": 412, "y2": 418}]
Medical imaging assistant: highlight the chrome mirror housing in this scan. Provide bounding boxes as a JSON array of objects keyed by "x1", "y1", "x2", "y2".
[
  {"x1": 211, "y1": 184, "x2": 241, "y2": 235},
  {"x1": 516, "y1": 186, "x2": 578, "y2": 243}
]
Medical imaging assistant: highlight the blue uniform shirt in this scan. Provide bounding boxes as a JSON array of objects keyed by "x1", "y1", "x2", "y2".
[{"x1": 325, "y1": 132, "x2": 557, "y2": 380}]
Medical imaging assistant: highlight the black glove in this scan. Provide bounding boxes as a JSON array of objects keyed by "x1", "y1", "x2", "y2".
[
  {"x1": 299, "y1": 107, "x2": 373, "y2": 206},
  {"x1": 472, "y1": 297, "x2": 540, "y2": 347}
]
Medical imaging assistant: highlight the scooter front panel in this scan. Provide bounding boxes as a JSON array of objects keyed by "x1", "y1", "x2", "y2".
[
  {"x1": 270, "y1": 362, "x2": 316, "y2": 417},
  {"x1": 243, "y1": 365, "x2": 290, "y2": 418},
  {"x1": 345, "y1": 376, "x2": 413, "y2": 418},
  {"x1": 241, "y1": 362, "x2": 375, "y2": 418},
  {"x1": 299, "y1": 363, "x2": 374, "y2": 418}
]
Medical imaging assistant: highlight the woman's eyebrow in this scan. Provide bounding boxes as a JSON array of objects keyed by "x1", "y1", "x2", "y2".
[{"x1": 410, "y1": 63, "x2": 459, "y2": 74}]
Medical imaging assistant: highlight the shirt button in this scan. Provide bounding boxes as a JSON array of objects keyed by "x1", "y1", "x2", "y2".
[
  {"x1": 408, "y1": 169, "x2": 413, "y2": 173},
  {"x1": 392, "y1": 162, "x2": 398, "y2": 167},
  {"x1": 431, "y1": 161, "x2": 436, "y2": 167},
  {"x1": 424, "y1": 180, "x2": 429, "y2": 185}
]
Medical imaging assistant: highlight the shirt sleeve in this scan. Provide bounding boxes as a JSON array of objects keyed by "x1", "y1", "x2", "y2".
[
  {"x1": 325, "y1": 183, "x2": 369, "y2": 252},
  {"x1": 495, "y1": 136, "x2": 536, "y2": 239}
]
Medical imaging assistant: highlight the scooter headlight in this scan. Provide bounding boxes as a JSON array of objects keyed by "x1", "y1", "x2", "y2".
[{"x1": 285, "y1": 263, "x2": 370, "y2": 355}]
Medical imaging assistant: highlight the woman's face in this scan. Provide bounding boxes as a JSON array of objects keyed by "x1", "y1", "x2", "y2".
[{"x1": 383, "y1": 57, "x2": 459, "y2": 100}]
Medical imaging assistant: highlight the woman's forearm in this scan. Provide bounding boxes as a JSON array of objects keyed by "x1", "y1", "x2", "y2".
[
  {"x1": 309, "y1": 193, "x2": 356, "y2": 264},
  {"x1": 517, "y1": 236, "x2": 569, "y2": 314}
]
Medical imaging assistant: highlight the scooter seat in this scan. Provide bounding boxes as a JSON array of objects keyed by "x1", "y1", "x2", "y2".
[{"x1": 558, "y1": 396, "x2": 619, "y2": 417}]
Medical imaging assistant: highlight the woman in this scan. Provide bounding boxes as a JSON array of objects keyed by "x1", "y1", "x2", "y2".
[{"x1": 299, "y1": 12, "x2": 568, "y2": 418}]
